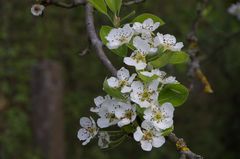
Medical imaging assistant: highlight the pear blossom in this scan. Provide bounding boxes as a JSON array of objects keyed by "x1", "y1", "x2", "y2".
[
  {"x1": 31, "y1": 4, "x2": 45, "y2": 16},
  {"x1": 77, "y1": 117, "x2": 98, "y2": 145},
  {"x1": 124, "y1": 36, "x2": 153, "y2": 70},
  {"x1": 133, "y1": 120, "x2": 165, "y2": 151},
  {"x1": 107, "y1": 67, "x2": 137, "y2": 93},
  {"x1": 154, "y1": 33, "x2": 184, "y2": 52},
  {"x1": 98, "y1": 131, "x2": 111, "y2": 149},
  {"x1": 115, "y1": 102, "x2": 137, "y2": 127},
  {"x1": 91, "y1": 95, "x2": 111, "y2": 113},
  {"x1": 143, "y1": 102, "x2": 174, "y2": 130},
  {"x1": 97, "y1": 99, "x2": 120, "y2": 128},
  {"x1": 130, "y1": 80, "x2": 159, "y2": 108},
  {"x1": 106, "y1": 24, "x2": 134, "y2": 49},
  {"x1": 228, "y1": 2, "x2": 240, "y2": 20},
  {"x1": 161, "y1": 76, "x2": 178, "y2": 84},
  {"x1": 140, "y1": 69, "x2": 166, "y2": 79},
  {"x1": 133, "y1": 18, "x2": 160, "y2": 35}
]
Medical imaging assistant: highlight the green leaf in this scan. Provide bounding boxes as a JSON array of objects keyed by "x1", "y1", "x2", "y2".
[
  {"x1": 105, "y1": 0, "x2": 122, "y2": 14},
  {"x1": 133, "y1": 13, "x2": 165, "y2": 25},
  {"x1": 103, "y1": 78, "x2": 126, "y2": 100},
  {"x1": 138, "y1": 72, "x2": 159, "y2": 83},
  {"x1": 158, "y1": 84, "x2": 189, "y2": 107},
  {"x1": 88, "y1": 0, "x2": 108, "y2": 15},
  {"x1": 100, "y1": 26, "x2": 128, "y2": 57},
  {"x1": 169, "y1": 51, "x2": 189, "y2": 64},
  {"x1": 122, "y1": 124, "x2": 135, "y2": 133},
  {"x1": 100, "y1": 25, "x2": 112, "y2": 45},
  {"x1": 161, "y1": 126, "x2": 174, "y2": 136},
  {"x1": 150, "y1": 51, "x2": 173, "y2": 68}
]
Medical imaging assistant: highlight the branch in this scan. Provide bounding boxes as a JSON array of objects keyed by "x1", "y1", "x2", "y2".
[
  {"x1": 187, "y1": 0, "x2": 213, "y2": 93},
  {"x1": 41, "y1": 0, "x2": 85, "y2": 9},
  {"x1": 168, "y1": 133, "x2": 203, "y2": 159},
  {"x1": 85, "y1": 3, "x2": 118, "y2": 76},
  {"x1": 123, "y1": 0, "x2": 146, "y2": 6}
]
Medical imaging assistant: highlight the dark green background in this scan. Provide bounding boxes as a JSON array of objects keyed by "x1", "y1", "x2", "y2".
[{"x1": 0, "y1": 0, "x2": 240, "y2": 159}]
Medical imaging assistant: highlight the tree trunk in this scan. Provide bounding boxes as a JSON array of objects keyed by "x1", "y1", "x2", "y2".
[{"x1": 31, "y1": 60, "x2": 65, "y2": 159}]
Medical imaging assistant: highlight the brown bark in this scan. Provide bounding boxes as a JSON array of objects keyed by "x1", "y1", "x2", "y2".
[{"x1": 31, "y1": 60, "x2": 65, "y2": 159}]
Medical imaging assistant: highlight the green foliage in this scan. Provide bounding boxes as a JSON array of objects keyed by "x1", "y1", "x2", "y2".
[
  {"x1": 103, "y1": 78, "x2": 126, "y2": 100},
  {"x1": 150, "y1": 51, "x2": 189, "y2": 68},
  {"x1": 100, "y1": 26, "x2": 128, "y2": 57},
  {"x1": 88, "y1": 0, "x2": 108, "y2": 15},
  {"x1": 133, "y1": 13, "x2": 165, "y2": 25},
  {"x1": 138, "y1": 72, "x2": 159, "y2": 83},
  {"x1": 158, "y1": 84, "x2": 189, "y2": 107},
  {"x1": 105, "y1": 0, "x2": 122, "y2": 15},
  {"x1": 161, "y1": 126, "x2": 174, "y2": 136}
]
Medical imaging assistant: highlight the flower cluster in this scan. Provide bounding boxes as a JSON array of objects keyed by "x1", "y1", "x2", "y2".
[
  {"x1": 77, "y1": 18, "x2": 186, "y2": 151},
  {"x1": 228, "y1": 2, "x2": 240, "y2": 20}
]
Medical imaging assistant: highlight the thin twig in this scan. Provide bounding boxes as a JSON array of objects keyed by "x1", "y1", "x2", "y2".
[
  {"x1": 123, "y1": 0, "x2": 146, "y2": 6},
  {"x1": 168, "y1": 133, "x2": 203, "y2": 159},
  {"x1": 187, "y1": 0, "x2": 213, "y2": 93},
  {"x1": 41, "y1": 0, "x2": 85, "y2": 8},
  {"x1": 85, "y1": 3, "x2": 118, "y2": 76}
]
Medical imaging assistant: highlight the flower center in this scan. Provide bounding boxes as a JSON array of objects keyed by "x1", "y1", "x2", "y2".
[
  {"x1": 133, "y1": 52, "x2": 146, "y2": 63},
  {"x1": 143, "y1": 131, "x2": 153, "y2": 141},
  {"x1": 118, "y1": 80, "x2": 128, "y2": 88},
  {"x1": 106, "y1": 113, "x2": 116, "y2": 122},
  {"x1": 140, "y1": 89, "x2": 153, "y2": 102},
  {"x1": 153, "y1": 111, "x2": 163, "y2": 122},
  {"x1": 125, "y1": 110, "x2": 133, "y2": 119}
]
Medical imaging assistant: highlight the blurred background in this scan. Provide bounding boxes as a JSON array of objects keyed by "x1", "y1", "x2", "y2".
[{"x1": 0, "y1": 0, "x2": 240, "y2": 159}]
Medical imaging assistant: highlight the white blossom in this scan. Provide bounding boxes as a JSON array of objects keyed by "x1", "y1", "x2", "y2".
[
  {"x1": 161, "y1": 76, "x2": 178, "y2": 84},
  {"x1": 106, "y1": 24, "x2": 134, "y2": 49},
  {"x1": 124, "y1": 36, "x2": 152, "y2": 70},
  {"x1": 97, "y1": 99, "x2": 120, "y2": 128},
  {"x1": 91, "y1": 95, "x2": 111, "y2": 113},
  {"x1": 31, "y1": 4, "x2": 45, "y2": 16},
  {"x1": 130, "y1": 80, "x2": 159, "y2": 108},
  {"x1": 140, "y1": 69, "x2": 166, "y2": 79},
  {"x1": 133, "y1": 18, "x2": 160, "y2": 35},
  {"x1": 107, "y1": 67, "x2": 137, "y2": 93},
  {"x1": 98, "y1": 131, "x2": 110, "y2": 149},
  {"x1": 228, "y1": 2, "x2": 240, "y2": 20},
  {"x1": 77, "y1": 117, "x2": 98, "y2": 145},
  {"x1": 154, "y1": 33, "x2": 184, "y2": 52},
  {"x1": 143, "y1": 102, "x2": 174, "y2": 130},
  {"x1": 115, "y1": 102, "x2": 137, "y2": 127},
  {"x1": 133, "y1": 120, "x2": 165, "y2": 151}
]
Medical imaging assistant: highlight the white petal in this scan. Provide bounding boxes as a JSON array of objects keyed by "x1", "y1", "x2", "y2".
[
  {"x1": 82, "y1": 137, "x2": 91, "y2": 145},
  {"x1": 77, "y1": 128, "x2": 90, "y2": 141},
  {"x1": 148, "y1": 80, "x2": 159, "y2": 91},
  {"x1": 117, "y1": 67, "x2": 130, "y2": 80},
  {"x1": 152, "y1": 136, "x2": 165, "y2": 148},
  {"x1": 161, "y1": 102, "x2": 175, "y2": 118},
  {"x1": 172, "y1": 42, "x2": 184, "y2": 51},
  {"x1": 131, "y1": 81, "x2": 144, "y2": 93},
  {"x1": 97, "y1": 118, "x2": 110, "y2": 128},
  {"x1": 118, "y1": 118, "x2": 131, "y2": 127},
  {"x1": 107, "y1": 77, "x2": 119, "y2": 88},
  {"x1": 135, "y1": 62, "x2": 147, "y2": 70},
  {"x1": 115, "y1": 108, "x2": 126, "y2": 119},
  {"x1": 80, "y1": 117, "x2": 92, "y2": 128},
  {"x1": 140, "y1": 140, "x2": 153, "y2": 151},
  {"x1": 128, "y1": 73, "x2": 137, "y2": 83},
  {"x1": 133, "y1": 127, "x2": 143, "y2": 141},
  {"x1": 143, "y1": 108, "x2": 153, "y2": 120},
  {"x1": 141, "y1": 120, "x2": 154, "y2": 130},
  {"x1": 121, "y1": 86, "x2": 132, "y2": 93},
  {"x1": 133, "y1": 36, "x2": 150, "y2": 53},
  {"x1": 107, "y1": 41, "x2": 121, "y2": 49},
  {"x1": 124, "y1": 57, "x2": 137, "y2": 66},
  {"x1": 94, "y1": 96, "x2": 105, "y2": 106}
]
